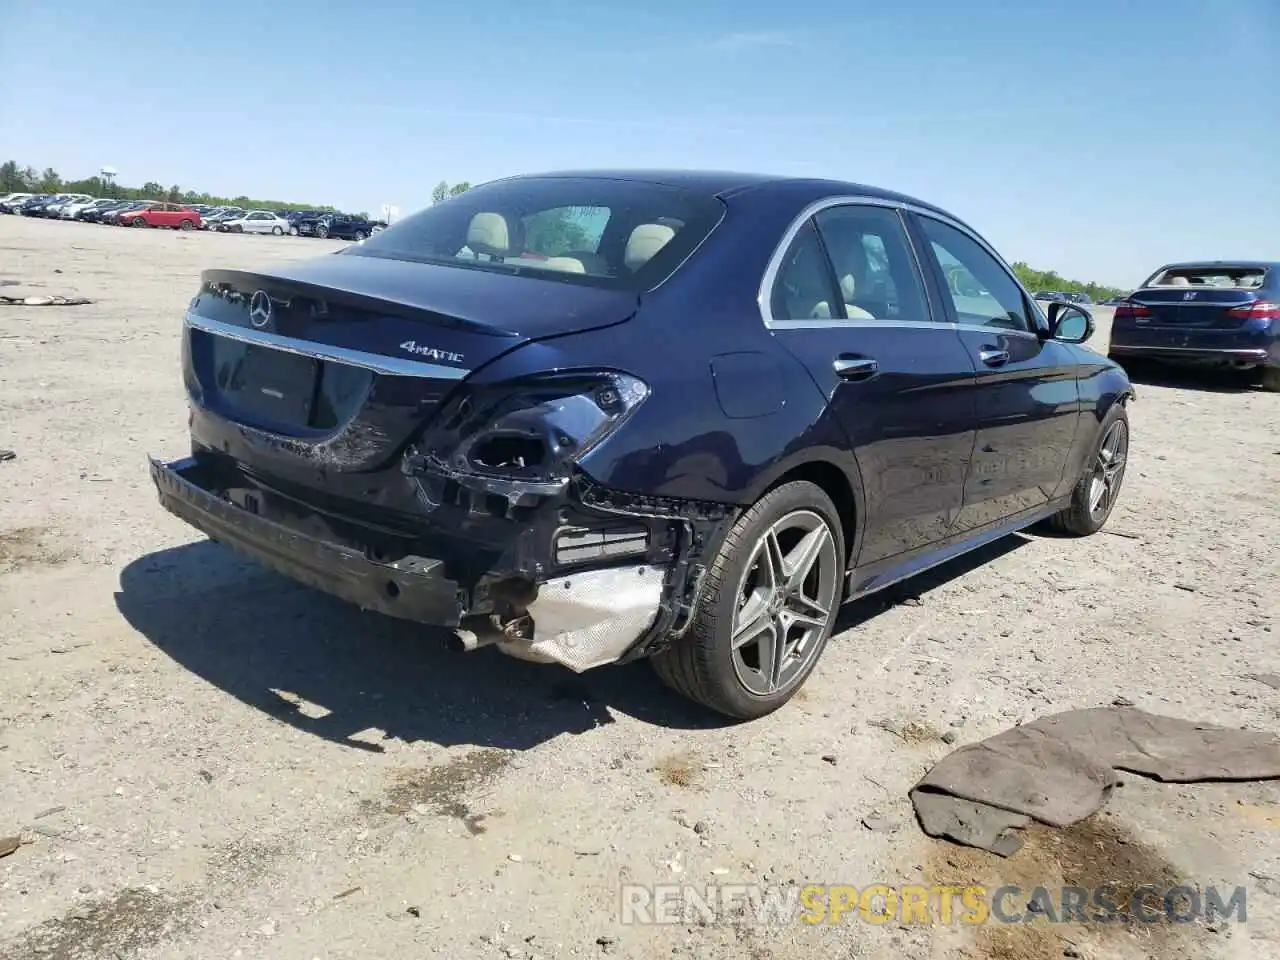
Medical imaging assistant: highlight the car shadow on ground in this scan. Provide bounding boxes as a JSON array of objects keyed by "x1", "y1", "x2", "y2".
[
  {"x1": 115, "y1": 534, "x2": 1031, "y2": 754},
  {"x1": 114, "y1": 541, "x2": 724, "y2": 753},
  {"x1": 831, "y1": 533, "x2": 1031, "y2": 634},
  {"x1": 1115, "y1": 359, "x2": 1261, "y2": 394}
]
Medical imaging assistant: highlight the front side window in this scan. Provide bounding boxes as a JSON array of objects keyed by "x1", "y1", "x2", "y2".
[
  {"x1": 813, "y1": 205, "x2": 930, "y2": 322},
  {"x1": 918, "y1": 217, "x2": 1030, "y2": 331},
  {"x1": 348, "y1": 177, "x2": 724, "y2": 291}
]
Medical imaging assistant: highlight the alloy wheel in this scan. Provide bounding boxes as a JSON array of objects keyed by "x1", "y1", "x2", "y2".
[
  {"x1": 1088, "y1": 420, "x2": 1128, "y2": 518},
  {"x1": 731, "y1": 510, "x2": 840, "y2": 697}
]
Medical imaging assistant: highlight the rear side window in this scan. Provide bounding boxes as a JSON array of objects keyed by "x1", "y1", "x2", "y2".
[
  {"x1": 812, "y1": 205, "x2": 930, "y2": 322},
  {"x1": 349, "y1": 177, "x2": 724, "y2": 291},
  {"x1": 918, "y1": 216, "x2": 1031, "y2": 332},
  {"x1": 771, "y1": 221, "x2": 841, "y2": 321}
]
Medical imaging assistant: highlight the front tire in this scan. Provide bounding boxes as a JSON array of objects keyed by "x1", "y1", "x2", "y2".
[
  {"x1": 271, "y1": 226, "x2": 283, "y2": 236},
  {"x1": 651, "y1": 480, "x2": 845, "y2": 720},
  {"x1": 1259, "y1": 366, "x2": 1280, "y2": 393},
  {"x1": 1047, "y1": 403, "x2": 1130, "y2": 536}
]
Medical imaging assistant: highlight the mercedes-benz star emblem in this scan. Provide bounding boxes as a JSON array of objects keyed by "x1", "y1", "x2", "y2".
[{"x1": 249, "y1": 290, "x2": 273, "y2": 329}]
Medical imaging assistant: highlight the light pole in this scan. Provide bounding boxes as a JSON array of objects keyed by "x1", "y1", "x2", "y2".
[{"x1": 100, "y1": 166, "x2": 117, "y2": 198}]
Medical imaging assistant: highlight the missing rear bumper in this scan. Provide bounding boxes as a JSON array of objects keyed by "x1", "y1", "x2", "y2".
[
  {"x1": 148, "y1": 454, "x2": 713, "y2": 672},
  {"x1": 489, "y1": 565, "x2": 666, "y2": 671},
  {"x1": 150, "y1": 455, "x2": 467, "y2": 625}
]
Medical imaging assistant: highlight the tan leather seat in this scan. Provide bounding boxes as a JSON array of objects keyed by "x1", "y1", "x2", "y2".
[
  {"x1": 624, "y1": 223, "x2": 676, "y2": 272},
  {"x1": 466, "y1": 212, "x2": 511, "y2": 258},
  {"x1": 538, "y1": 256, "x2": 586, "y2": 274},
  {"x1": 838, "y1": 273, "x2": 875, "y2": 320}
]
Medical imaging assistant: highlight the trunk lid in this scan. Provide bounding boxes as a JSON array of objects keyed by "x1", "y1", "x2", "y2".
[
  {"x1": 1123, "y1": 287, "x2": 1267, "y2": 329},
  {"x1": 184, "y1": 254, "x2": 639, "y2": 482}
]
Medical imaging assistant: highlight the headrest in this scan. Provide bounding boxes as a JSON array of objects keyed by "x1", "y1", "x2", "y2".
[
  {"x1": 839, "y1": 273, "x2": 857, "y2": 301},
  {"x1": 624, "y1": 223, "x2": 676, "y2": 272},
  {"x1": 1168, "y1": 275, "x2": 1191, "y2": 286},
  {"x1": 466, "y1": 212, "x2": 510, "y2": 257},
  {"x1": 539, "y1": 257, "x2": 586, "y2": 274}
]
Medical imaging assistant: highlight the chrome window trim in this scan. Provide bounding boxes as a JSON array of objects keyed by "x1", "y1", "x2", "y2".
[
  {"x1": 763, "y1": 317, "x2": 1040, "y2": 339},
  {"x1": 757, "y1": 194, "x2": 1049, "y2": 337},
  {"x1": 185, "y1": 312, "x2": 471, "y2": 380}
]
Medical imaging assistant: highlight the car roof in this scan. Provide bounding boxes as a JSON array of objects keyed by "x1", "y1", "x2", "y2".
[
  {"x1": 500, "y1": 169, "x2": 964, "y2": 223},
  {"x1": 1153, "y1": 260, "x2": 1280, "y2": 271}
]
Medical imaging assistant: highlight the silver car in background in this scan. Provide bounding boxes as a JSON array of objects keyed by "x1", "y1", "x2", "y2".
[{"x1": 216, "y1": 210, "x2": 291, "y2": 235}]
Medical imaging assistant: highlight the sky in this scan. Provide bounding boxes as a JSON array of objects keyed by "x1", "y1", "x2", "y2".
[{"x1": 2, "y1": 0, "x2": 1277, "y2": 286}]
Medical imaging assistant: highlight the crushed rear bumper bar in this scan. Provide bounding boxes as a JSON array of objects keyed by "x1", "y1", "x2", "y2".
[{"x1": 149, "y1": 456, "x2": 467, "y2": 625}]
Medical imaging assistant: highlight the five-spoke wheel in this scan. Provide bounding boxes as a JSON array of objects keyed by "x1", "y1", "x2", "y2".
[
  {"x1": 730, "y1": 510, "x2": 840, "y2": 698},
  {"x1": 652, "y1": 480, "x2": 845, "y2": 719},
  {"x1": 1048, "y1": 402, "x2": 1130, "y2": 536}
]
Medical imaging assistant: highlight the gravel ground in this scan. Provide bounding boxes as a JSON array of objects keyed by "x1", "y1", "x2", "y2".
[{"x1": 1, "y1": 215, "x2": 1279, "y2": 960}]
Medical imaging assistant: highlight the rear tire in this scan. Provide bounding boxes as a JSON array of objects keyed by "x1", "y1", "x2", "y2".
[
  {"x1": 1259, "y1": 366, "x2": 1280, "y2": 393},
  {"x1": 651, "y1": 480, "x2": 846, "y2": 720},
  {"x1": 1047, "y1": 402, "x2": 1129, "y2": 536}
]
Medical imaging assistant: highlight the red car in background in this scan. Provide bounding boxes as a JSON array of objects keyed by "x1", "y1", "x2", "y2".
[{"x1": 118, "y1": 202, "x2": 202, "y2": 230}]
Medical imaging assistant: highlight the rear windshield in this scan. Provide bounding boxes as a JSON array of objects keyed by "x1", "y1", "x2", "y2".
[
  {"x1": 345, "y1": 176, "x2": 725, "y2": 291},
  {"x1": 1143, "y1": 265, "x2": 1269, "y2": 290}
]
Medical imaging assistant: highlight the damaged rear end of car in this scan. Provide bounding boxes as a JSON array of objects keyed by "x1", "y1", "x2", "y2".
[{"x1": 151, "y1": 174, "x2": 730, "y2": 673}]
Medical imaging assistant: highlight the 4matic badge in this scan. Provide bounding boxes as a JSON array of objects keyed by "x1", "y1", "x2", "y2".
[{"x1": 400, "y1": 340, "x2": 464, "y2": 363}]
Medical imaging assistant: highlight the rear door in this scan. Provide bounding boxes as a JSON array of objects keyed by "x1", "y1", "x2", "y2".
[
  {"x1": 765, "y1": 203, "x2": 978, "y2": 566},
  {"x1": 909, "y1": 212, "x2": 1081, "y2": 532}
]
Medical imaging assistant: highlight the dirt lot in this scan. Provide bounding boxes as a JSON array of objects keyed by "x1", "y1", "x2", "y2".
[{"x1": 1, "y1": 215, "x2": 1279, "y2": 960}]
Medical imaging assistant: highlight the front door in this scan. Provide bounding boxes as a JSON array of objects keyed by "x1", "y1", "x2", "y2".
[
  {"x1": 909, "y1": 213, "x2": 1081, "y2": 533},
  {"x1": 765, "y1": 203, "x2": 978, "y2": 567}
]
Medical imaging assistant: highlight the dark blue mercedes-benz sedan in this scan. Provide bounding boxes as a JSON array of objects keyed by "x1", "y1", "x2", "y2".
[
  {"x1": 149, "y1": 170, "x2": 1135, "y2": 719},
  {"x1": 1108, "y1": 260, "x2": 1280, "y2": 390}
]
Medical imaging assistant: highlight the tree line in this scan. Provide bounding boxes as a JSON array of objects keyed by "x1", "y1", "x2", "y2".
[
  {"x1": 0, "y1": 161, "x2": 344, "y2": 215},
  {"x1": 1010, "y1": 262, "x2": 1126, "y2": 300},
  {"x1": 1, "y1": 163, "x2": 1128, "y2": 295}
]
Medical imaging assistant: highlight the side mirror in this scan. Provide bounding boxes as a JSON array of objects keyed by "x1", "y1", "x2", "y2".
[{"x1": 1046, "y1": 301, "x2": 1094, "y2": 344}]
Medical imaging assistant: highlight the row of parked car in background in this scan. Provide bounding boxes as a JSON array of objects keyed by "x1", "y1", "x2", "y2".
[{"x1": 0, "y1": 192, "x2": 387, "y2": 240}]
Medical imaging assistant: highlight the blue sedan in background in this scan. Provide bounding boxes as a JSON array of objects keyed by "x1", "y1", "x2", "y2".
[{"x1": 1109, "y1": 261, "x2": 1280, "y2": 391}]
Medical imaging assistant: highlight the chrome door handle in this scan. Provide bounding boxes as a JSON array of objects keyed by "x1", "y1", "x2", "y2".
[
  {"x1": 979, "y1": 349, "x2": 1009, "y2": 367},
  {"x1": 833, "y1": 356, "x2": 878, "y2": 380}
]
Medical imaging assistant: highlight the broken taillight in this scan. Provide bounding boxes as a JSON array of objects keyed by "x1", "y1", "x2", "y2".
[{"x1": 408, "y1": 371, "x2": 651, "y2": 510}]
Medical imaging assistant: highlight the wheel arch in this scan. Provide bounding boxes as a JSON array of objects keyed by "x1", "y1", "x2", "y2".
[{"x1": 746, "y1": 449, "x2": 864, "y2": 566}]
